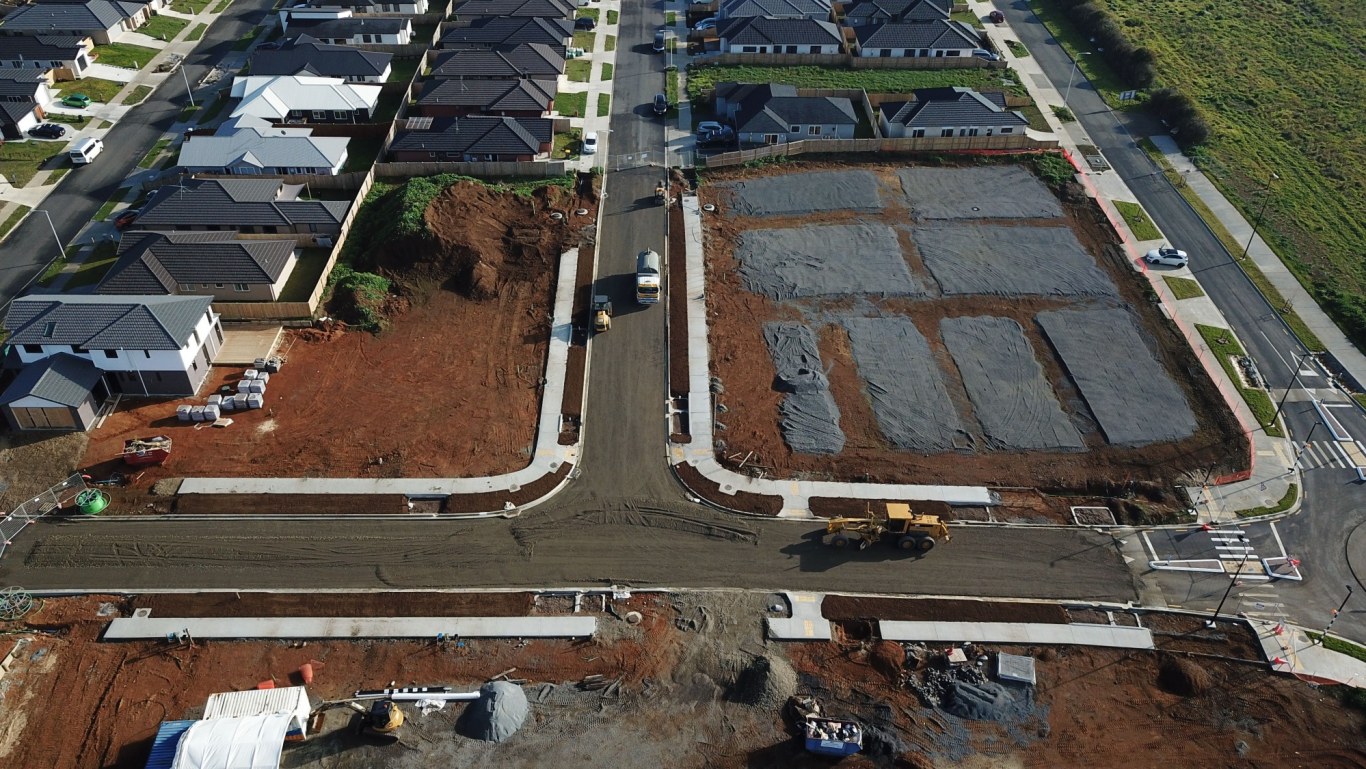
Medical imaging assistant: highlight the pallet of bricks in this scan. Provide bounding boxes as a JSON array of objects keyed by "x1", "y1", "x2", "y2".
[{"x1": 176, "y1": 357, "x2": 284, "y2": 423}]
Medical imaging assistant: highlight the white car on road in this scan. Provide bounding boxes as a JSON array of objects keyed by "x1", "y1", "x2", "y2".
[{"x1": 1144, "y1": 246, "x2": 1188, "y2": 268}]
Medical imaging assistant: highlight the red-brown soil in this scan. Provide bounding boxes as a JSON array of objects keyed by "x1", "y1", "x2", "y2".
[
  {"x1": 694, "y1": 160, "x2": 1248, "y2": 506},
  {"x1": 79, "y1": 180, "x2": 599, "y2": 486}
]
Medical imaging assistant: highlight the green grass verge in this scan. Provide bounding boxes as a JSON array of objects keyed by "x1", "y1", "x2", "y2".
[
  {"x1": 1051, "y1": 104, "x2": 1075, "y2": 123},
  {"x1": 46, "y1": 113, "x2": 89, "y2": 127},
  {"x1": 1354, "y1": 394, "x2": 1366, "y2": 409},
  {"x1": 566, "y1": 59, "x2": 591, "y2": 83},
  {"x1": 63, "y1": 241, "x2": 119, "y2": 290},
  {"x1": 171, "y1": 0, "x2": 211, "y2": 12},
  {"x1": 121, "y1": 84, "x2": 154, "y2": 106},
  {"x1": 37, "y1": 251, "x2": 71, "y2": 287},
  {"x1": 552, "y1": 127, "x2": 582, "y2": 159},
  {"x1": 0, "y1": 141, "x2": 65, "y2": 187},
  {"x1": 1140, "y1": 140, "x2": 1326, "y2": 353},
  {"x1": 605, "y1": 34, "x2": 616, "y2": 52},
  {"x1": 198, "y1": 93, "x2": 229, "y2": 124},
  {"x1": 1005, "y1": 39, "x2": 1029, "y2": 58},
  {"x1": 179, "y1": 103, "x2": 201, "y2": 122},
  {"x1": 601, "y1": 62, "x2": 613, "y2": 81},
  {"x1": 232, "y1": 26, "x2": 262, "y2": 51},
  {"x1": 666, "y1": 68, "x2": 679, "y2": 107},
  {"x1": 138, "y1": 137, "x2": 173, "y2": 169},
  {"x1": 1236, "y1": 483, "x2": 1297, "y2": 518},
  {"x1": 572, "y1": 30, "x2": 595, "y2": 52},
  {"x1": 1025, "y1": 0, "x2": 1129, "y2": 103},
  {"x1": 1114, "y1": 200, "x2": 1161, "y2": 240},
  {"x1": 98, "y1": 120, "x2": 113, "y2": 129},
  {"x1": 211, "y1": 0, "x2": 232, "y2": 11},
  {"x1": 186, "y1": 22, "x2": 208, "y2": 41},
  {"x1": 1162, "y1": 275, "x2": 1204, "y2": 300},
  {"x1": 1307, "y1": 632, "x2": 1366, "y2": 663},
  {"x1": 141, "y1": 14, "x2": 189, "y2": 41},
  {"x1": 1196, "y1": 323, "x2": 1284, "y2": 438},
  {"x1": 44, "y1": 167, "x2": 70, "y2": 186},
  {"x1": 606, "y1": 9, "x2": 618, "y2": 24},
  {"x1": 686, "y1": 64, "x2": 1026, "y2": 101},
  {"x1": 93, "y1": 42, "x2": 159, "y2": 69},
  {"x1": 54, "y1": 77, "x2": 124, "y2": 105},
  {"x1": 0, "y1": 205, "x2": 32, "y2": 243},
  {"x1": 597, "y1": 93, "x2": 610, "y2": 118},
  {"x1": 556, "y1": 91, "x2": 587, "y2": 118},
  {"x1": 949, "y1": 9, "x2": 982, "y2": 27},
  {"x1": 94, "y1": 189, "x2": 133, "y2": 222}
]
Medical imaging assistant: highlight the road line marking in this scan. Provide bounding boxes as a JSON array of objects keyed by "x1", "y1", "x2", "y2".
[{"x1": 1270, "y1": 522, "x2": 1289, "y2": 559}]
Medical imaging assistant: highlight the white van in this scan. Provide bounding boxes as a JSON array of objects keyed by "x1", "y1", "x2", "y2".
[{"x1": 68, "y1": 137, "x2": 104, "y2": 165}]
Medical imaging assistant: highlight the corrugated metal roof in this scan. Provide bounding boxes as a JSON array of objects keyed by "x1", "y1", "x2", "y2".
[
  {"x1": 203, "y1": 686, "x2": 311, "y2": 729},
  {"x1": 144, "y1": 720, "x2": 195, "y2": 769}
]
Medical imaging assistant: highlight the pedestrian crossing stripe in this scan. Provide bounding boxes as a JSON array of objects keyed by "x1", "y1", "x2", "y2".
[{"x1": 1296, "y1": 440, "x2": 1366, "y2": 469}]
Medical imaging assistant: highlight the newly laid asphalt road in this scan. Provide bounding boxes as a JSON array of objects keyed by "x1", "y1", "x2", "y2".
[{"x1": 0, "y1": 0, "x2": 278, "y2": 307}]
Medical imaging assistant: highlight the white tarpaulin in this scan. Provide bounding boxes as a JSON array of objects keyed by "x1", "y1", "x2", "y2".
[
  {"x1": 203, "y1": 686, "x2": 310, "y2": 735},
  {"x1": 171, "y1": 714, "x2": 289, "y2": 769}
]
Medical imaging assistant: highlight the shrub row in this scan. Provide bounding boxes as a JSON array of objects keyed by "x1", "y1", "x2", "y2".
[{"x1": 1050, "y1": 0, "x2": 1156, "y2": 89}]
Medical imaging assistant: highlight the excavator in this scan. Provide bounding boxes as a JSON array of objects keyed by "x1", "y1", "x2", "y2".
[{"x1": 824, "y1": 503, "x2": 951, "y2": 553}]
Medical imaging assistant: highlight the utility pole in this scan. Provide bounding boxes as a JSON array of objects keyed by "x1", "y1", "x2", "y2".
[
  {"x1": 1207, "y1": 533, "x2": 1249, "y2": 627},
  {"x1": 1238, "y1": 172, "x2": 1279, "y2": 261},
  {"x1": 1313, "y1": 585, "x2": 1353, "y2": 644}
]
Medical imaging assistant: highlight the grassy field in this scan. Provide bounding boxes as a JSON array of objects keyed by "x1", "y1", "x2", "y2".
[
  {"x1": 597, "y1": 93, "x2": 610, "y2": 118},
  {"x1": 55, "y1": 77, "x2": 124, "y2": 104},
  {"x1": 186, "y1": 22, "x2": 208, "y2": 41},
  {"x1": 556, "y1": 91, "x2": 587, "y2": 118},
  {"x1": 1163, "y1": 275, "x2": 1205, "y2": 300},
  {"x1": 1114, "y1": 200, "x2": 1160, "y2": 240},
  {"x1": 1040, "y1": 0, "x2": 1366, "y2": 353},
  {"x1": 566, "y1": 60, "x2": 591, "y2": 83},
  {"x1": 0, "y1": 141, "x2": 66, "y2": 187},
  {"x1": 278, "y1": 249, "x2": 331, "y2": 302},
  {"x1": 686, "y1": 64, "x2": 1027, "y2": 101},
  {"x1": 141, "y1": 14, "x2": 189, "y2": 41},
  {"x1": 93, "y1": 42, "x2": 159, "y2": 69},
  {"x1": 0, "y1": 205, "x2": 32, "y2": 243},
  {"x1": 122, "y1": 85, "x2": 154, "y2": 106},
  {"x1": 341, "y1": 138, "x2": 380, "y2": 174},
  {"x1": 601, "y1": 63, "x2": 613, "y2": 81},
  {"x1": 1197, "y1": 323, "x2": 1284, "y2": 438}
]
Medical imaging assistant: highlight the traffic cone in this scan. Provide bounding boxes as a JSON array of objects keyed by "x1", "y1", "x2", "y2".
[
  {"x1": 298, "y1": 663, "x2": 314, "y2": 685},
  {"x1": 1271, "y1": 657, "x2": 1285, "y2": 666},
  {"x1": 1200, "y1": 523, "x2": 1213, "y2": 532}
]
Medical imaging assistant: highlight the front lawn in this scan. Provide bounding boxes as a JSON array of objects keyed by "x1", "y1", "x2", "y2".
[
  {"x1": 341, "y1": 138, "x2": 381, "y2": 174},
  {"x1": 46, "y1": 113, "x2": 89, "y2": 127},
  {"x1": 687, "y1": 64, "x2": 1026, "y2": 101},
  {"x1": 576, "y1": 8, "x2": 598, "y2": 20},
  {"x1": 171, "y1": 0, "x2": 212, "y2": 12},
  {"x1": 556, "y1": 91, "x2": 587, "y2": 118},
  {"x1": 93, "y1": 42, "x2": 160, "y2": 69},
  {"x1": 553, "y1": 128, "x2": 582, "y2": 159},
  {"x1": 63, "y1": 241, "x2": 120, "y2": 290},
  {"x1": 0, "y1": 141, "x2": 66, "y2": 187},
  {"x1": 141, "y1": 14, "x2": 189, "y2": 41},
  {"x1": 1114, "y1": 200, "x2": 1160, "y2": 240},
  {"x1": 566, "y1": 59, "x2": 591, "y2": 83},
  {"x1": 54, "y1": 77, "x2": 125, "y2": 104},
  {"x1": 572, "y1": 31, "x2": 595, "y2": 52}
]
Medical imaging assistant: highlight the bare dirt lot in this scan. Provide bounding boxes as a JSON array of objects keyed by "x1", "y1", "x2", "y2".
[
  {"x1": 698, "y1": 160, "x2": 1247, "y2": 504},
  {"x1": 76, "y1": 180, "x2": 597, "y2": 486},
  {"x1": 0, "y1": 593, "x2": 1361, "y2": 769}
]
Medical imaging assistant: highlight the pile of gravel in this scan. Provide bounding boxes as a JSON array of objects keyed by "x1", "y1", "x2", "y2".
[
  {"x1": 728, "y1": 655, "x2": 798, "y2": 708},
  {"x1": 458, "y1": 681, "x2": 529, "y2": 743}
]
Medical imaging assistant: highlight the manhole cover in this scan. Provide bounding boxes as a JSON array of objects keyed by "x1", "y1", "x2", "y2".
[{"x1": 1085, "y1": 154, "x2": 1110, "y2": 171}]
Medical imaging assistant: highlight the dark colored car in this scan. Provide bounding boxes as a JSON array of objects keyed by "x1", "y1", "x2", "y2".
[
  {"x1": 653, "y1": 92, "x2": 669, "y2": 116},
  {"x1": 989, "y1": 10, "x2": 1005, "y2": 23},
  {"x1": 27, "y1": 123, "x2": 67, "y2": 139},
  {"x1": 574, "y1": 16, "x2": 596, "y2": 30},
  {"x1": 113, "y1": 209, "x2": 142, "y2": 231}
]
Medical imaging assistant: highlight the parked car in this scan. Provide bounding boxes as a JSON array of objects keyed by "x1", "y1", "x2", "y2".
[
  {"x1": 972, "y1": 49, "x2": 1001, "y2": 61},
  {"x1": 582, "y1": 131, "x2": 598, "y2": 154},
  {"x1": 696, "y1": 121, "x2": 723, "y2": 135},
  {"x1": 698, "y1": 126, "x2": 735, "y2": 146},
  {"x1": 690, "y1": 0, "x2": 713, "y2": 4},
  {"x1": 653, "y1": 93, "x2": 669, "y2": 116},
  {"x1": 989, "y1": 10, "x2": 1005, "y2": 23},
  {"x1": 693, "y1": 17, "x2": 718, "y2": 31},
  {"x1": 1144, "y1": 246, "x2": 1189, "y2": 268},
  {"x1": 61, "y1": 93, "x2": 91, "y2": 108},
  {"x1": 574, "y1": 16, "x2": 596, "y2": 30},
  {"x1": 113, "y1": 208, "x2": 142, "y2": 231},
  {"x1": 26, "y1": 123, "x2": 66, "y2": 139}
]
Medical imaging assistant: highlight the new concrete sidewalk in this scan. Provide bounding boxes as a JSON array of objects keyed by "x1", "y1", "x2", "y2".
[{"x1": 1252, "y1": 619, "x2": 1366, "y2": 688}]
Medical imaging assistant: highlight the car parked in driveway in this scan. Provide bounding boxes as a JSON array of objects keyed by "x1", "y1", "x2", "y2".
[
  {"x1": 582, "y1": 131, "x2": 598, "y2": 154},
  {"x1": 693, "y1": 17, "x2": 717, "y2": 30},
  {"x1": 113, "y1": 208, "x2": 142, "y2": 231},
  {"x1": 574, "y1": 16, "x2": 596, "y2": 30},
  {"x1": 27, "y1": 123, "x2": 67, "y2": 139},
  {"x1": 61, "y1": 93, "x2": 91, "y2": 108},
  {"x1": 1144, "y1": 246, "x2": 1189, "y2": 268}
]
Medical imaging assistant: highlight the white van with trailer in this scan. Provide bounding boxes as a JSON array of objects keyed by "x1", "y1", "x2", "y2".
[{"x1": 68, "y1": 137, "x2": 104, "y2": 165}]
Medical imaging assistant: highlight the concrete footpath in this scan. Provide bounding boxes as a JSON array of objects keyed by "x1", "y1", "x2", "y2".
[
  {"x1": 1252, "y1": 619, "x2": 1366, "y2": 688},
  {"x1": 105, "y1": 615, "x2": 598, "y2": 640}
]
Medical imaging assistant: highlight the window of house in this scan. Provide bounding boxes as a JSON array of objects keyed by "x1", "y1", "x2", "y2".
[
  {"x1": 214, "y1": 324, "x2": 223, "y2": 344},
  {"x1": 213, "y1": 284, "x2": 224, "y2": 290},
  {"x1": 741, "y1": 46, "x2": 757, "y2": 53},
  {"x1": 333, "y1": 111, "x2": 347, "y2": 119},
  {"x1": 312, "y1": 110, "x2": 326, "y2": 119},
  {"x1": 940, "y1": 128, "x2": 953, "y2": 137},
  {"x1": 808, "y1": 45, "x2": 820, "y2": 53},
  {"x1": 808, "y1": 125, "x2": 821, "y2": 135},
  {"x1": 946, "y1": 50, "x2": 959, "y2": 56},
  {"x1": 789, "y1": 125, "x2": 800, "y2": 133},
  {"x1": 919, "y1": 49, "x2": 929, "y2": 57},
  {"x1": 145, "y1": 350, "x2": 152, "y2": 358},
  {"x1": 967, "y1": 127, "x2": 979, "y2": 136},
  {"x1": 22, "y1": 344, "x2": 42, "y2": 354},
  {"x1": 193, "y1": 330, "x2": 201, "y2": 344},
  {"x1": 784, "y1": 45, "x2": 797, "y2": 54},
  {"x1": 880, "y1": 49, "x2": 891, "y2": 57},
  {"x1": 154, "y1": 373, "x2": 163, "y2": 382},
  {"x1": 911, "y1": 128, "x2": 925, "y2": 138},
  {"x1": 41, "y1": 321, "x2": 55, "y2": 338},
  {"x1": 191, "y1": 360, "x2": 198, "y2": 372},
  {"x1": 102, "y1": 349, "x2": 117, "y2": 358},
  {"x1": 986, "y1": 128, "x2": 994, "y2": 136},
  {"x1": 764, "y1": 134, "x2": 779, "y2": 145},
  {"x1": 1000, "y1": 127, "x2": 1014, "y2": 134},
  {"x1": 51, "y1": 60, "x2": 63, "y2": 68},
  {"x1": 234, "y1": 283, "x2": 249, "y2": 292}
]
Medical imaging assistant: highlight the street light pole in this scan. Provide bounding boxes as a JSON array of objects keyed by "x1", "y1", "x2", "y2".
[
  {"x1": 1208, "y1": 533, "x2": 1249, "y2": 627},
  {"x1": 1312, "y1": 585, "x2": 1354, "y2": 644},
  {"x1": 34, "y1": 209, "x2": 64, "y2": 262},
  {"x1": 1237, "y1": 172, "x2": 1279, "y2": 261},
  {"x1": 1064, "y1": 52, "x2": 1094, "y2": 103},
  {"x1": 1270, "y1": 350, "x2": 1315, "y2": 430},
  {"x1": 181, "y1": 66, "x2": 195, "y2": 108},
  {"x1": 1293, "y1": 420, "x2": 1320, "y2": 471}
]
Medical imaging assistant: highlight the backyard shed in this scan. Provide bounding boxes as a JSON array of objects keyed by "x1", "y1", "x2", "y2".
[{"x1": 0, "y1": 353, "x2": 106, "y2": 431}]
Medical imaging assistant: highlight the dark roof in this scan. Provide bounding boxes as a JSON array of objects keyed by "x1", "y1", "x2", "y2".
[
  {"x1": 0, "y1": 100, "x2": 38, "y2": 127},
  {"x1": 417, "y1": 77, "x2": 555, "y2": 111},
  {"x1": 0, "y1": 353, "x2": 103, "y2": 408},
  {"x1": 285, "y1": 16, "x2": 410, "y2": 38},
  {"x1": 250, "y1": 36, "x2": 392, "y2": 78},
  {"x1": 852, "y1": 19, "x2": 979, "y2": 49},
  {"x1": 439, "y1": 17, "x2": 573, "y2": 50},
  {"x1": 0, "y1": 35, "x2": 88, "y2": 62},
  {"x1": 297, "y1": 0, "x2": 379, "y2": 8},
  {"x1": 841, "y1": 0, "x2": 949, "y2": 23},
  {"x1": 4, "y1": 295, "x2": 213, "y2": 351},
  {"x1": 0, "y1": 78, "x2": 43, "y2": 98},
  {"x1": 391, "y1": 115, "x2": 551, "y2": 155},
  {"x1": 716, "y1": 16, "x2": 843, "y2": 47},
  {"x1": 450, "y1": 0, "x2": 573, "y2": 19},
  {"x1": 0, "y1": 0, "x2": 145, "y2": 32},
  {"x1": 880, "y1": 87, "x2": 1028, "y2": 128},
  {"x1": 430, "y1": 44, "x2": 565, "y2": 79},
  {"x1": 718, "y1": 0, "x2": 832, "y2": 19},
  {"x1": 0, "y1": 67, "x2": 53, "y2": 82},
  {"x1": 732, "y1": 83, "x2": 856, "y2": 133},
  {"x1": 136, "y1": 178, "x2": 351, "y2": 228},
  {"x1": 97, "y1": 232, "x2": 297, "y2": 294}
]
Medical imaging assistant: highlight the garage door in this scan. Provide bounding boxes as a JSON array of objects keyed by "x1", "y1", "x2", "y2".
[{"x1": 11, "y1": 407, "x2": 76, "y2": 430}]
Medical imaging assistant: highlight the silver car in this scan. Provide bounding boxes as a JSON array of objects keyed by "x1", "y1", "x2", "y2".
[{"x1": 1144, "y1": 246, "x2": 1188, "y2": 268}]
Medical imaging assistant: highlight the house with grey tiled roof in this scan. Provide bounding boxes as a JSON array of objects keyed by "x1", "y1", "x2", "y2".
[
  {"x1": 450, "y1": 0, "x2": 574, "y2": 21},
  {"x1": 438, "y1": 17, "x2": 573, "y2": 55},
  {"x1": 98, "y1": 231, "x2": 300, "y2": 302},
  {"x1": 280, "y1": 15, "x2": 414, "y2": 45},
  {"x1": 879, "y1": 87, "x2": 1029, "y2": 138},
  {"x1": 716, "y1": 82, "x2": 856, "y2": 144},
  {"x1": 852, "y1": 19, "x2": 980, "y2": 58},
  {"x1": 289, "y1": 0, "x2": 431, "y2": 15},
  {"x1": 2, "y1": 294, "x2": 222, "y2": 400},
  {"x1": 388, "y1": 114, "x2": 552, "y2": 161},
  {"x1": 0, "y1": 36, "x2": 93, "y2": 80},
  {"x1": 134, "y1": 178, "x2": 352, "y2": 244},
  {"x1": 0, "y1": 353, "x2": 107, "y2": 431},
  {"x1": 429, "y1": 44, "x2": 565, "y2": 80},
  {"x1": 415, "y1": 76, "x2": 555, "y2": 118},
  {"x1": 249, "y1": 36, "x2": 393, "y2": 83},
  {"x1": 0, "y1": 0, "x2": 151, "y2": 45},
  {"x1": 176, "y1": 115, "x2": 352, "y2": 175},
  {"x1": 718, "y1": 0, "x2": 832, "y2": 21},
  {"x1": 716, "y1": 17, "x2": 843, "y2": 54},
  {"x1": 841, "y1": 0, "x2": 949, "y2": 25},
  {"x1": 0, "y1": 71, "x2": 50, "y2": 139}
]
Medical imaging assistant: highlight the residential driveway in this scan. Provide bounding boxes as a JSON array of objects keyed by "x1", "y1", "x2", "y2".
[{"x1": 84, "y1": 62, "x2": 139, "y2": 83}]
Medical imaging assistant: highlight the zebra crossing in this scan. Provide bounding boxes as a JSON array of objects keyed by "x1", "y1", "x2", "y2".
[
  {"x1": 1235, "y1": 586, "x2": 1289, "y2": 623},
  {"x1": 1295, "y1": 440, "x2": 1366, "y2": 470}
]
